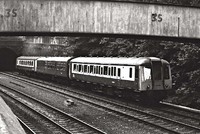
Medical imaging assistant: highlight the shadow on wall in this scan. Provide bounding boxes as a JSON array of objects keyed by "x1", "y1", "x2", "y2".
[{"x1": 0, "y1": 48, "x2": 17, "y2": 71}]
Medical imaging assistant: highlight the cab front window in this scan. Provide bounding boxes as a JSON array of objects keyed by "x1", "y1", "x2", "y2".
[
  {"x1": 141, "y1": 65, "x2": 151, "y2": 82},
  {"x1": 163, "y1": 64, "x2": 170, "y2": 79}
]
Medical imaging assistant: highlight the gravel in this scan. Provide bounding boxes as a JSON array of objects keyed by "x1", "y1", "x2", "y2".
[{"x1": 0, "y1": 75, "x2": 163, "y2": 134}]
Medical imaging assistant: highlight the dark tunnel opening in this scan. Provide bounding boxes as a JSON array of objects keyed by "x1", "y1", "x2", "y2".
[{"x1": 0, "y1": 48, "x2": 18, "y2": 71}]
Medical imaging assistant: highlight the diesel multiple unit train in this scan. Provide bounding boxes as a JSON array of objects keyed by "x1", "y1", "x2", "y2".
[{"x1": 16, "y1": 56, "x2": 172, "y2": 102}]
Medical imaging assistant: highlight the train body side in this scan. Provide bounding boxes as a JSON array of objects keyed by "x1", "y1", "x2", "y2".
[
  {"x1": 36, "y1": 57, "x2": 73, "y2": 79},
  {"x1": 69, "y1": 57, "x2": 143, "y2": 90},
  {"x1": 16, "y1": 56, "x2": 41, "y2": 72},
  {"x1": 69, "y1": 57, "x2": 172, "y2": 94},
  {"x1": 16, "y1": 56, "x2": 172, "y2": 101}
]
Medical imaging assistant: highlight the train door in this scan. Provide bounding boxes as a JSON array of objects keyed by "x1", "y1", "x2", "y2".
[
  {"x1": 121, "y1": 66, "x2": 129, "y2": 80},
  {"x1": 152, "y1": 61, "x2": 164, "y2": 90},
  {"x1": 121, "y1": 66, "x2": 135, "y2": 81},
  {"x1": 139, "y1": 65, "x2": 152, "y2": 91}
]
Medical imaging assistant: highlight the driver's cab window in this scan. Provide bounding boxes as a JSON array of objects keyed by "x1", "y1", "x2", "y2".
[{"x1": 141, "y1": 66, "x2": 151, "y2": 82}]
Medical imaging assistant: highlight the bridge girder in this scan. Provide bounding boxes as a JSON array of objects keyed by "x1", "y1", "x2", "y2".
[{"x1": 0, "y1": 0, "x2": 199, "y2": 40}]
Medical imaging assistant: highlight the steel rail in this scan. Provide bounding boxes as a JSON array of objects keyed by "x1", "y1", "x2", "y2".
[
  {"x1": 0, "y1": 82, "x2": 106, "y2": 134},
  {"x1": 3, "y1": 72, "x2": 200, "y2": 133}
]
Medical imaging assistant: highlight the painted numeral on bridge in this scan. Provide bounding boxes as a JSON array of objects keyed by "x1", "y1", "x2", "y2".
[
  {"x1": 151, "y1": 13, "x2": 162, "y2": 22},
  {"x1": 5, "y1": 9, "x2": 17, "y2": 17}
]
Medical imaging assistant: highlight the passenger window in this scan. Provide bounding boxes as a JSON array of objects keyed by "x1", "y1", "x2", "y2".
[
  {"x1": 73, "y1": 64, "x2": 76, "y2": 71},
  {"x1": 96, "y1": 66, "x2": 98, "y2": 74},
  {"x1": 81, "y1": 65, "x2": 83, "y2": 72},
  {"x1": 108, "y1": 67, "x2": 111, "y2": 75},
  {"x1": 101, "y1": 67, "x2": 103, "y2": 75},
  {"x1": 90, "y1": 65, "x2": 93, "y2": 73},
  {"x1": 111, "y1": 67, "x2": 113, "y2": 76},
  {"x1": 84, "y1": 65, "x2": 87, "y2": 73},
  {"x1": 118, "y1": 68, "x2": 121, "y2": 77},
  {"x1": 77, "y1": 65, "x2": 79, "y2": 71},
  {"x1": 95, "y1": 66, "x2": 98, "y2": 74},
  {"x1": 114, "y1": 67, "x2": 116, "y2": 76},
  {"x1": 87, "y1": 66, "x2": 90, "y2": 73},
  {"x1": 78, "y1": 65, "x2": 82, "y2": 72},
  {"x1": 104, "y1": 66, "x2": 108, "y2": 75},
  {"x1": 129, "y1": 68, "x2": 132, "y2": 78}
]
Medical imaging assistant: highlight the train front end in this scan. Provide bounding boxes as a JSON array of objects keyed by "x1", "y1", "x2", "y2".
[{"x1": 139, "y1": 57, "x2": 172, "y2": 101}]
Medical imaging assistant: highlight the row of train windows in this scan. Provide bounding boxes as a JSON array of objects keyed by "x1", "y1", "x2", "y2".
[
  {"x1": 44, "y1": 63, "x2": 55, "y2": 69},
  {"x1": 73, "y1": 64, "x2": 121, "y2": 77},
  {"x1": 19, "y1": 60, "x2": 34, "y2": 66},
  {"x1": 43, "y1": 62, "x2": 66, "y2": 71}
]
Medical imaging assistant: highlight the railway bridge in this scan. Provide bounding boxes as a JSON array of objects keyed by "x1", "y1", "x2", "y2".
[
  {"x1": 0, "y1": 0, "x2": 199, "y2": 41},
  {"x1": 0, "y1": 0, "x2": 199, "y2": 70}
]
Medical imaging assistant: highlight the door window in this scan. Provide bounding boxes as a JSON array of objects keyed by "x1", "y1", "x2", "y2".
[
  {"x1": 141, "y1": 66, "x2": 151, "y2": 82},
  {"x1": 152, "y1": 61, "x2": 162, "y2": 80}
]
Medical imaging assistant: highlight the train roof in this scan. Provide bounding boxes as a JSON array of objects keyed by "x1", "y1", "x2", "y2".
[
  {"x1": 37, "y1": 57, "x2": 72, "y2": 62},
  {"x1": 17, "y1": 56, "x2": 42, "y2": 60},
  {"x1": 70, "y1": 57, "x2": 169, "y2": 65}
]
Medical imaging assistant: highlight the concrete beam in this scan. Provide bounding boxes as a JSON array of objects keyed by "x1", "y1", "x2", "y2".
[{"x1": 0, "y1": 0, "x2": 199, "y2": 40}]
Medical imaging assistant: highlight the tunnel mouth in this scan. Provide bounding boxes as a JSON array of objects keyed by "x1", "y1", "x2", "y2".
[{"x1": 0, "y1": 48, "x2": 17, "y2": 71}]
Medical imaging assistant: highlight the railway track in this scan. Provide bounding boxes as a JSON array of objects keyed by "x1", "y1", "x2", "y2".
[
  {"x1": 17, "y1": 117, "x2": 36, "y2": 134},
  {"x1": 158, "y1": 102, "x2": 200, "y2": 127},
  {"x1": 0, "y1": 78, "x2": 106, "y2": 134},
  {"x1": 2, "y1": 72, "x2": 200, "y2": 134},
  {"x1": 0, "y1": 88, "x2": 66, "y2": 134}
]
